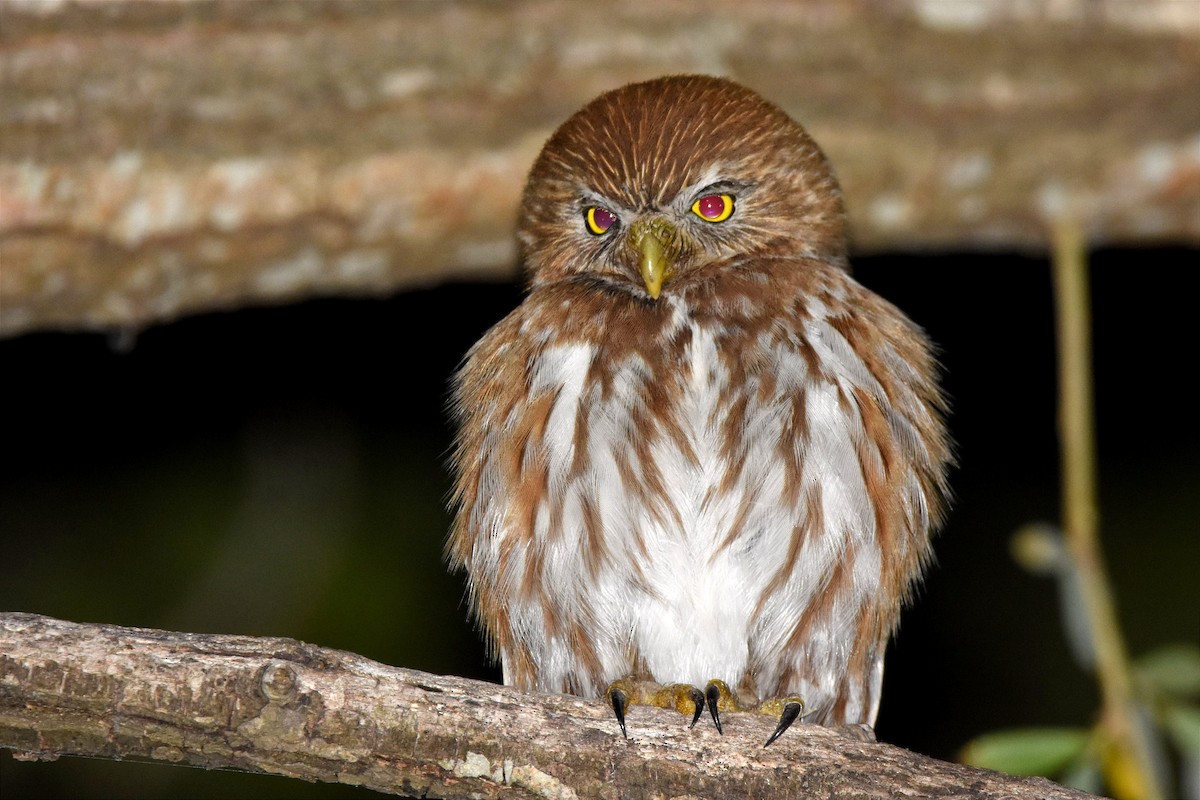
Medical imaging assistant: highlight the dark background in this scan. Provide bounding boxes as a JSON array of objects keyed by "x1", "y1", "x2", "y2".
[{"x1": 2, "y1": 248, "x2": 1197, "y2": 798}]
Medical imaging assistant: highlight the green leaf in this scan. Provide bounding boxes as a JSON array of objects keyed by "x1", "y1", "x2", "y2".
[
  {"x1": 960, "y1": 727, "x2": 1091, "y2": 777},
  {"x1": 1136, "y1": 644, "x2": 1200, "y2": 699},
  {"x1": 1164, "y1": 705, "x2": 1200, "y2": 756}
]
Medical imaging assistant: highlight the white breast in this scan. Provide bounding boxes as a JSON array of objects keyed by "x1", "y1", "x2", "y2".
[{"x1": 500, "y1": 293, "x2": 883, "y2": 701}]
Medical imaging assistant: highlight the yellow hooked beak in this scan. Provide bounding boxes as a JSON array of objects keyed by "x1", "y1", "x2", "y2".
[{"x1": 630, "y1": 218, "x2": 680, "y2": 301}]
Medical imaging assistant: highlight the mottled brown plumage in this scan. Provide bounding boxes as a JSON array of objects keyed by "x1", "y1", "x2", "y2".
[{"x1": 448, "y1": 75, "x2": 951, "y2": 742}]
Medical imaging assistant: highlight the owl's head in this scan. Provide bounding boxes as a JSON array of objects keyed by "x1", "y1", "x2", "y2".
[{"x1": 517, "y1": 74, "x2": 847, "y2": 300}]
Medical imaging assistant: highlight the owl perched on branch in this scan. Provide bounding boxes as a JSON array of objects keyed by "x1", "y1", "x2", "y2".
[{"x1": 448, "y1": 74, "x2": 951, "y2": 745}]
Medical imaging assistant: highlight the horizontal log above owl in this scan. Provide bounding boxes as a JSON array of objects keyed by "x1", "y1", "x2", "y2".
[{"x1": 1, "y1": 0, "x2": 1196, "y2": 337}]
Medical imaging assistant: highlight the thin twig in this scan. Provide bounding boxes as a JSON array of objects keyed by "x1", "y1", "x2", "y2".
[{"x1": 1051, "y1": 220, "x2": 1163, "y2": 800}]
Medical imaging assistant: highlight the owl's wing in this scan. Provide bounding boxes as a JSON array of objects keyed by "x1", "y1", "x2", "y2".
[{"x1": 733, "y1": 263, "x2": 950, "y2": 725}]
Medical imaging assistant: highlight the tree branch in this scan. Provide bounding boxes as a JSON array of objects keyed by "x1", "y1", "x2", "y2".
[
  {"x1": 1, "y1": 612, "x2": 1096, "y2": 799},
  {"x1": 1, "y1": 0, "x2": 1197, "y2": 336}
]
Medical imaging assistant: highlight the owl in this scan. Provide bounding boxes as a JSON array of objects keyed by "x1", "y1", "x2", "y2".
[{"x1": 448, "y1": 74, "x2": 951, "y2": 745}]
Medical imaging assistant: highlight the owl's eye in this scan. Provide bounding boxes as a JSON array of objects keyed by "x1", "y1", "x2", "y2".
[
  {"x1": 585, "y1": 206, "x2": 618, "y2": 235},
  {"x1": 691, "y1": 194, "x2": 734, "y2": 223}
]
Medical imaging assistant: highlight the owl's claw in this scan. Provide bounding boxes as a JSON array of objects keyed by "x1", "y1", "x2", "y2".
[
  {"x1": 609, "y1": 686, "x2": 630, "y2": 737},
  {"x1": 762, "y1": 696, "x2": 806, "y2": 747},
  {"x1": 705, "y1": 681, "x2": 724, "y2": 734},
  {"x1": 685, "y1": 686, "x2": 706, "y2": 728}
]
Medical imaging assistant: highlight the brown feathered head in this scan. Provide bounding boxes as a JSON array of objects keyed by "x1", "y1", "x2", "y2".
[{"x1": 517, "y1": 75, "x2": 847, "y2": 300}]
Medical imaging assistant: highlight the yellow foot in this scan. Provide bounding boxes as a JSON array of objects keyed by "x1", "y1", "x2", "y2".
[
  {"x1": 606, "y1": 678, "x2": 706, "y2": 737},
  {"x1": 705, "y1": 682, "x2": 806, "y2": 745},
  {"x1": 605, "y1": 677, "x2": 766, "y2": 737},
  {"x1": 605, "y1": 677, "x2": 806, "y2": 745}
]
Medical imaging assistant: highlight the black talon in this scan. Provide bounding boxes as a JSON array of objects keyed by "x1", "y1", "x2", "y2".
[
  {"x1": 763, "y1": 701, "x2": 804, "y2": 747},
  {"x1": 687, "y1": 687, "x2": 706, "y2": 728},
  {"x1": 610, "y1": 688, "x2": 629, "y2": 738},
  {"x1": 705, "y1": 682, "x2": 724, "y2": 734}
]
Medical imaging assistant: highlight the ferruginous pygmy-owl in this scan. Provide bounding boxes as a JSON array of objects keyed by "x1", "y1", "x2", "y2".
[{"x1": 448, "y1": 74, "x2": 951, "y2": 745}]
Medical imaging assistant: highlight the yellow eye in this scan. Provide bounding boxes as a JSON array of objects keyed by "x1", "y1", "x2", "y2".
[
  {"x1": 691, "y1": 193, "x2": 734, "y2": 223},
  {"x1": 585, "y1": 206, "x2": 618, "y2": 235}
]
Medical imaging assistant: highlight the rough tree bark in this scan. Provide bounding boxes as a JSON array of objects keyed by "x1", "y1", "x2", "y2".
[
  {"x1": 0, "y1": 613, "x2": 1098, "y2": 799},
  {"x1": 1, "y1": 0, "x2": 1197, "y2": 337}
]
